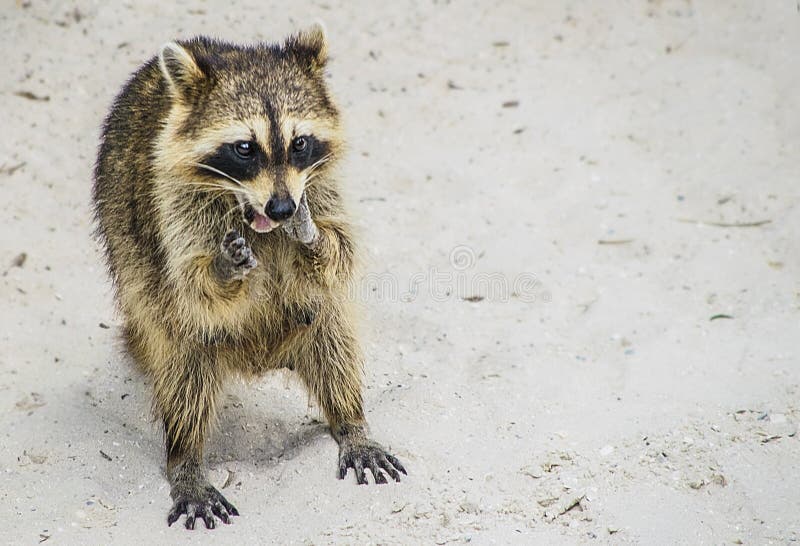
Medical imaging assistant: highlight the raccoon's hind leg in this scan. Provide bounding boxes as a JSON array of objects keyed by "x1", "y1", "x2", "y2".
[
  {"x1": 152, "y1": 349, "x2": 238, "y2": 529},
  {"x1": 278, "y1": 307, "x2": 407, "y2": 485}
]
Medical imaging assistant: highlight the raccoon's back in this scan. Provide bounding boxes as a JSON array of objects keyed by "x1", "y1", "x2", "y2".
[{"x1": 92, "y1": 56, "x2": 171, "y2": 290}]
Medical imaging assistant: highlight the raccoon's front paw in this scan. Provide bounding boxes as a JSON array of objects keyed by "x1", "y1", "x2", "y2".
[
  {"x1": 167, "y1": 485, "x2": 239, "y2": 530},
  {"x1": 214, "y1": 230, "x2": 257, "y2": 281},
  {"x1": 281, "y1": 194, "x2": 319, "y2": 245},
  {"x1": 338, "y1": 440, "x2": 407, "y2": 485}
]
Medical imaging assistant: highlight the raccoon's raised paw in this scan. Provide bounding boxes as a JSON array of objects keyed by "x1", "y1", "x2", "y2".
[
  {"x1": 338, "y1": 440, "x2": 407, "y2": 485},
  {"x1": 215, "y1": 230, "x2": 257, "y2": 281},
  {"x1": 167, "y1": 485, "x2": 239, "y2": 530}
]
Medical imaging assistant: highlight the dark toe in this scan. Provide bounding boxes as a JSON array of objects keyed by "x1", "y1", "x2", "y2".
[
  {"x1": 354, "y1": 458, "x2": 368, "y2": 485},
  {"x1": 233, "y1": 245, "x2": 251, "y2": 265},
  {"x1": 211, "y1": 501, "x2": 231, "y2": 524},
  {"x1": 378, "y1": 454, "x2": 402, "y2": 482},
  {"x1": 201, "y1": 506, "x2": 216, "y2": 529},
  {"x1": 366, "y1": 458, "x2": 387, "y2": 484},
  {"x1": 338, "y1": 451, "x2": 351, "y2": 479},
  {"x1": 231, "y1": 237, "x2": 246, "y2": 250},
  {"x1": 385, "y1": 453, "x2": 407, "y2": 475},
  {"x1": 373, "y1": 468, "x2": 388, "y2": 484},
  {"x1": 167, "y1": 500, "x2": 185, "y2": 527},
  {"x1": 218, "y1": 494, "x2": 238, "y2": 516},
  {"x1": 223, "y1": 230, "x2": 240, "y2": 246}
]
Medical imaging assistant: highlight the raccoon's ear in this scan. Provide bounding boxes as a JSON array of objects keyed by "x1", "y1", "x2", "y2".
[
  {"x1": 287, "y1": 22, "x2": 329, "y2": 71},
  {"x1": 158, "y1": 42, "x2": 206, "y2": 97}
]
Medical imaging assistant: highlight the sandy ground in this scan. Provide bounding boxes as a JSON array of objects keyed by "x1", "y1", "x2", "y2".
[{"x1": 2, "y1": 1, "x2": 799, "y2": 544}]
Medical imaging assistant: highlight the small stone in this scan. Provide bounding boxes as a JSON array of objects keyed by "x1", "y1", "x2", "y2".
[
  {"x1": 11, "y1": 252, "x2": 27, "y2": 268},
  {"x1": 22, "y1": 450, "x2": 47, "y2": 464},
  {"x1": 710, "y1": 473, "x2": 727, "y2": 487},
  {"x1": 520, "y1": 465, "x2": 543, "y2": 479},
  {"x1": 538, "y1": 496, "x2": 559, "y2": 508},
  {"x1": 542, "y1": 461, "x2": 560, "y2": 472}
]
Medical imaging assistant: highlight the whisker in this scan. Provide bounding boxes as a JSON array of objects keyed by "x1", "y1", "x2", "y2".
[
  {"x1": 306, "y1": 154, "x2": 333, "y2": 174},
  {"x1": 182, "y1": 181, "x2": 241, "y2": 195},
  {"x1": 178, "y1": 176, "x2": 248, "y2": 219},
  {"x1": 186, "y1": 166, "x2": 260, "y2": 211},
  {"x1": 221, "y1": 202, "x2": 244, "y2": 221},
  {"x1": 182, "y1": 182, "x2": 231, "y2": 192},
  {"x1": 302, "y1": 155, "x2": 333, "y2": 190},
  {"x1": 196, "y1": 192, "x2": 234, "y2": 216},
  {"x1": 180, "y1": 184, "x2": 238, "y2": 214},
  {"x1": 304, "y1": 172, "x2": 322, "y2": 189},
  {"x1": 192, "y1": 162, "x2": 246, "y2": 188}
]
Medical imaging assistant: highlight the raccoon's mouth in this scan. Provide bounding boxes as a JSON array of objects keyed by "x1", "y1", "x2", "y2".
[{"x1": 242, "y1": 203, "x2": 279, "y2": 233}]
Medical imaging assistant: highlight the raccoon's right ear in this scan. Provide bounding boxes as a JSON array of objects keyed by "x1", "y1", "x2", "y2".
[
  {"x1": 287, "y1": 22, "x2": 329, "y2": 71},
  {"x1": 158, "y1": 42, "x2": 206, "y2": 97}
]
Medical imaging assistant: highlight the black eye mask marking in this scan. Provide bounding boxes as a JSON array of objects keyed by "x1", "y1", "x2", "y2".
[
  {"x1": 198, "y1": 141, "x2": 266, "y2": 181},
  {"x1": 290, "y1": 135, "x2": 328, "y2": 171},
  {"x1": 196, "y1": 133, "x2": 330, "y2": 183}
]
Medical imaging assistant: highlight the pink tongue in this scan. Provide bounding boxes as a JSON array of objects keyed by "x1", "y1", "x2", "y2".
[{"x1": 251, "y1": 212, "x2": 276, "y2": 233}]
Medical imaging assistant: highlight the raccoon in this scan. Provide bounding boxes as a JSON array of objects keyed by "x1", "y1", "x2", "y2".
[{"x1": 92, "y1": 25, "x2": 406, "y2": 530}]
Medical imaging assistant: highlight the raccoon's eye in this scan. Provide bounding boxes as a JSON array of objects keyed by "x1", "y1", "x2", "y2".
[
  {"x1": 291, "y1": 136, "x2": 309, "y2": 153},
  {"x1": 233, "y1": 141, "x2": 255, "y2": 159}
]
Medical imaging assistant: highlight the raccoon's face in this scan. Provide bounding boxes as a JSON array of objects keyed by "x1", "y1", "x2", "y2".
[{"x1": 156, "y1": 25, "x2": 341, "y2": 233}]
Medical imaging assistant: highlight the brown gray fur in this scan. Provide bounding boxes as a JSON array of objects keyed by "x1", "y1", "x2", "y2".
[{"x1": 92, "y1": 25, "x2": 405, "y2": 530}]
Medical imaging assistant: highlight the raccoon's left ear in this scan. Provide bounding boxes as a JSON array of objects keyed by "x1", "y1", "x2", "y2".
[
  {"x1": 287, "y1": 22, "x2": 329, "y2": 71},
  {"x1": 159, "y1": 41, "x2": 207, "y2": 98}
]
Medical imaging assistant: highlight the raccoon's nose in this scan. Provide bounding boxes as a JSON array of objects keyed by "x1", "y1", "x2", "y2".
[{"x1": 265, "y1": 196, "x2": 296, "y2": 221}]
